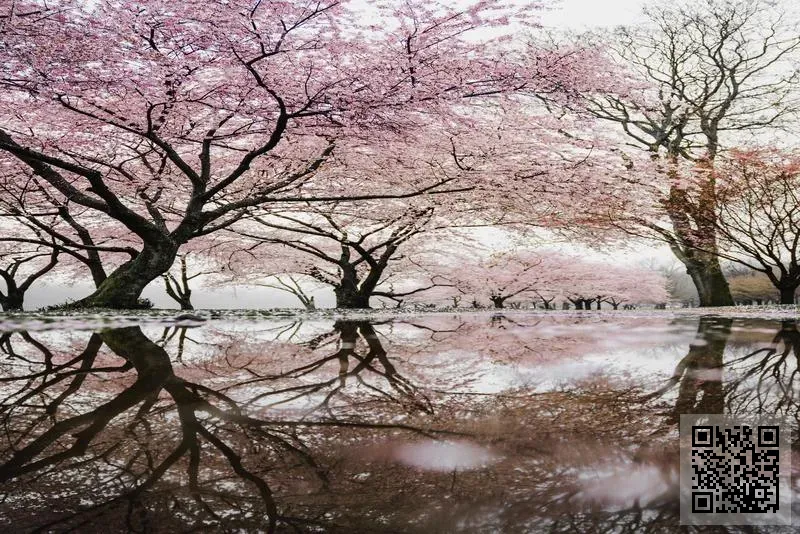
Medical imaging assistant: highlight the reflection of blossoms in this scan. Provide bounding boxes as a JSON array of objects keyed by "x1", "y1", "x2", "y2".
[{"x1": 0, "y1": 315, "x2": 796, "y2": 532}]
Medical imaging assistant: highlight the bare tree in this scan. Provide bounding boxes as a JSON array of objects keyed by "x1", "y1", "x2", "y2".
[
  {"x1": 702, "y1": 152, "x2": 800, "y2": 304},
  {"x1": 589, "y1": 0, "x2": 800, "y2": 306}
]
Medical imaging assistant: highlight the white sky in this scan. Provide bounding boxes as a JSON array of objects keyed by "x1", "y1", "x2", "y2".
[{"x1": 539, "y1": 0, "x2": 646, "y2": 29}]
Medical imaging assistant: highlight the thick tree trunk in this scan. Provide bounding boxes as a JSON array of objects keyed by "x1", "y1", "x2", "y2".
[
  {"x1": 0, "y1": 289, "x2": 24, "y2": 312},
  {"x1": 490, "y1": 296, "x2": 506, "y2": 309},
  {"x1": 779, "y1": 287, "x2": 796, "y2": 305},
  {"x1": 684, "y1": 256, "x2": 734, "y2": 307},
  {"x1": 334, "y1": 282, "x2": 370, "y2": 309},
  {"x1": 572, "y1": 300, "x2": 583, "y2": 310},
  {"x1": 666, "y1": 184, "x2": 734, "y2": 307},
  {"x1": 69, "y1": 243, "x2": 179, "y2": 309}
]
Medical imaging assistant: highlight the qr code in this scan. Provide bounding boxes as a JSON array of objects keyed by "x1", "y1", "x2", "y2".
[
  {"x1": 690, "y1": 424, "x2": 779, "y2": 513},
  {"x1": 680, "y1": 415, "x2": 791, "y2": 526}
]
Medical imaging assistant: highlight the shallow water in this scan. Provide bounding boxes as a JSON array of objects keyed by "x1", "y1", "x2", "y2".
[{"x1": 0, "y1": 312, "x2": 798, "y2": 532}]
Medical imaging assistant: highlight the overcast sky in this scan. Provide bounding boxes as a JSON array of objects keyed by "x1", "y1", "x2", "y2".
[
  {"x1": 24, "y1": 0, "x2": 660, "y2": 311},
  {"x1": 539, "y1": 0, "x2": 645, "y2": 29}
]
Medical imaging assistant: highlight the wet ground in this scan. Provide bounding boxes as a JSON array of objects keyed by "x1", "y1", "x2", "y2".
[{"x1": 0, "y1": 311, "x2": 798, "y2": 532}]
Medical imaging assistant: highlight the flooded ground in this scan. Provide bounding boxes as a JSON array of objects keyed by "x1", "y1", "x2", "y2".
[{"x1": 0, "y1": 311, "x2": 798, "y2": 533}]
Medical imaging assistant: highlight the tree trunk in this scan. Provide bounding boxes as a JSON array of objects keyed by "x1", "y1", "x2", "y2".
[
  {"x1": 0, "y1": 288, "x2": 24, "y2": 312},
  {"x1": 69, "y1": 242, "x2": 179, "y2": 309},
  {"x1": 667, "y1": 202, "x2": 734, "y2": 308},
  {"x1": 667, "y1": 317, "x2": 730, "y2": 423},
  {"x1": 779, "y1": 286, "x2": 796, "y2": 305},
  {"x1": 490, "y1": 296, "x2": 506, "y2": 309},
  {"x1": 573, "y1": 300, "x2": 583, "y2": 310},
  {"x1": 612, "y1": 303, "x2": 619, "y2": 310},
  {"x1": 335, "y1": 281, "x2": 370, "y2": 309},
  {"x1": 683, "y1": 255, "x2": 733, "y2": 307}
]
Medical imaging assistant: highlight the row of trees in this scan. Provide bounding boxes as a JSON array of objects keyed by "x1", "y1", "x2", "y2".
[{"x1": 1, "y1": 0, "x2": 799, "y2": 310}]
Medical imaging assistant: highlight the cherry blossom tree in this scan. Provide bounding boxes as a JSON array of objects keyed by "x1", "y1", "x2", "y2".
[
  {"x1": 0, "y1": 0, "x2": 599, "y2": 309},
  {"x1": 0, "y1": 239, "x2": 58, "y2": 311},
  {"x1": 570, "y1": 264, "x2": 669, "y2": 310},
  {"x1": 440, "y1": 249, "x2": 585, "y2": 309},
  {"x1": 441, "y1": 248, "x2": 668, "y2": 310},
  {"x1": 221, "y1": 100, "x2": 623, "y2": 310},
  {"x1": 227, "y1": 205, "x2": 464, "y2": 308}
]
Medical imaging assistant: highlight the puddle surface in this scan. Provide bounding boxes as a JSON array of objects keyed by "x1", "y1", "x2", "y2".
[{"x1": 0, "y1": 313, "x2": 797, "y2": 532}]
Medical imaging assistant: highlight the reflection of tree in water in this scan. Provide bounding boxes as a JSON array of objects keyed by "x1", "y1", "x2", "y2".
[
  {"x1": 626, "y1": 317, "x2": 800, "y2": 534},
  {"x1": 724, "y1": 319, "x2": 800, "y2": 418},
  {"x1": 646, "y1": 317, "x2": 800, "y2": 420},
  {"x1": 1, "y1": 316, "x2": 787, "y2": 533},
  {"x1": 1, "y1": 327, "x2": 280, "y2": 531},
  {"x1": 646, "y1": 317, "x2": 730, "y2": 425},
  {"x1": 0, "y1": 321, "x2": 471, "y2": 532},
  {"x1": 238, "y1": 320, "x2": 434, "y2": 418}
]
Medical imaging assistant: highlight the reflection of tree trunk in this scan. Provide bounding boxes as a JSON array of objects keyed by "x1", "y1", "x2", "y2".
[
  {"x1": 650, "y1": 318, "x2": 731, "y2": 425},
  {"x1": 334, "y1": 320, "x2": 359, "y2": 386},
  {"x1": 0, "y1": 327, "x2": 173, "y2": 483},
  {"x1": 330, "y1": 320, "x2": 432, "y2": 414}
]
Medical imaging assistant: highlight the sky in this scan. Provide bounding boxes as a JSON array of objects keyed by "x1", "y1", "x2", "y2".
[
  {"x1": 23, "y1": 0, "x2": 659, "y2": 311},
  {"x1": 538, "y1": 0, "x2": 645, "y2": 29}
]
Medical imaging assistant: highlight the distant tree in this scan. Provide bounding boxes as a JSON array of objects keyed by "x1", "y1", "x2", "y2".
[
  {"x1": 161, "y1": 253, "x2": 220, "y2": 311},
  {"x1": 251, "y1": 275, "x2": 318, "y2": 311},
  {"x1": 0, "y1": 244, "x2": 58, "y2": 311}
]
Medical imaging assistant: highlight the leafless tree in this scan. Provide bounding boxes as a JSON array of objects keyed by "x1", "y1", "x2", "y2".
[
  {"x1": 589, "y1": 0, "x2": 800, "y2": 306},
  {"x1": 707, "y1": 154, "x2": 800, "y2": 304}
]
